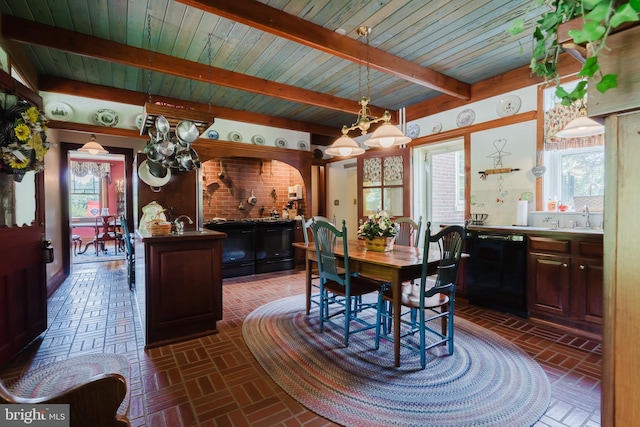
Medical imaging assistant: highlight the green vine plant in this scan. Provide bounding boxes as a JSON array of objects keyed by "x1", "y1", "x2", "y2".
[{"x1": 508, "y1": 0, "x2": 640, "y2": 106}]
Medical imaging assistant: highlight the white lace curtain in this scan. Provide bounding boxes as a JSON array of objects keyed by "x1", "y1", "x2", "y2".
[{"x1": 70, "y1": 161, "x2": 111, "y2": 178}]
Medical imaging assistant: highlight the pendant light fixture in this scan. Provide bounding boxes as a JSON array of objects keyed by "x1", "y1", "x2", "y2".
[
  {"x1": 325, "y1": 26, "x2": 411, "y2": 157},
  {"x1": 325, "y1": 133, "x2": 365, "y2": 157},
  {"x1": 78, "y1": 134, "x2": 108, "y2": 155},
  {"x1": 556, "y1": 103, "x2": 604, "y2": 138}
]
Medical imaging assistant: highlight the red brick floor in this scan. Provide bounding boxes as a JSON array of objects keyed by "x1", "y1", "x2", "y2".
[{"x1": 0, "y1": 260, "x2": 601, "y2": 426}]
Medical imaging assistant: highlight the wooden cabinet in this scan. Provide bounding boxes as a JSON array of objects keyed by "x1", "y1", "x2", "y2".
[
  {"x1": 573, "y1": 240, "x2": 604, "y2": 324},
  {"x1": 136, "y1": 229, "x2": 225, "y2": 349},
  {"x1": 527, "y1": 234, "x2": 603, "y2": 335}
]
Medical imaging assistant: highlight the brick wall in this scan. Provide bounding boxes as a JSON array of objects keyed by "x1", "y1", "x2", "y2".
[{"x1": 202, "y1": 158, "x2": 305, "y2": 220}]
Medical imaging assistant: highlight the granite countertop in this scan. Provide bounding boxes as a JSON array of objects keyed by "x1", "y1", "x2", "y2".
[
  {"x1": 136, "y1": 229, "x2": 227, "y2": 241},
  {"x1": 467, "y1": 224, "x2": 604, "y2": 236}
]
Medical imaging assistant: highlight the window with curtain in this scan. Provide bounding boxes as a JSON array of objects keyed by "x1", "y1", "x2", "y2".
[
  {"x1": 69, "y1": 161, "x2": 110, "y2": 218},
  {"x1": 358, "y1": 147, "x2": 410, "y2": 219},
  {"x1": 543, "y1": 82, "x2": 604, "y2": 209}
]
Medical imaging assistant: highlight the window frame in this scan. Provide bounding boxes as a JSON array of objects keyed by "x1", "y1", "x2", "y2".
[
  {"x1": 357, "y1": 147, "x2": 411, "y2": 221},
  {"x1": 544, "y1": 145, "x2": 605, "y2": 207},
  {"x1": 69, "y1": 171, "x2": 103, "y2": 219}
]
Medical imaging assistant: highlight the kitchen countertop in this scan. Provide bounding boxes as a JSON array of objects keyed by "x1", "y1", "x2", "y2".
[
  {"x1": 136, "y1": 229, "x2": 226, "y2": 241},
  {"x1": 467, "y1": 225, "x2": 604, "y2": 236}
]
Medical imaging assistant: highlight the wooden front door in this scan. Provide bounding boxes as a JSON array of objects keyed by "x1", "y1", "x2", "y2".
[{"x1": 0, "y1": 172, "x2": 47, "y2": 366}]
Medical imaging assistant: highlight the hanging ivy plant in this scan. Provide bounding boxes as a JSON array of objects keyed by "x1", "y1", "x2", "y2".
[{"x1": 508, "y1": 0, "x2": 640, "y2": 106}]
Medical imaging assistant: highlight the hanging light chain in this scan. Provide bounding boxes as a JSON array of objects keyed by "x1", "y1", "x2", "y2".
[
  {"x1": 365, "y1": 29, "x2": 371, "y2": 108},
  {"x1": 146, "y1": 13, "x2": 152, "y2": 103},
  {"x1": 207, "y1": 32, "x2": 214, "y2": 113},
  {"x1": 356, "y1": 26, "x2": 372, "y2": 104}
]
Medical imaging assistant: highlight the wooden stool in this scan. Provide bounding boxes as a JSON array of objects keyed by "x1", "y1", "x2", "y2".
[{"x1": 72, "y1": 234, "x2": 82, "y2": 255}]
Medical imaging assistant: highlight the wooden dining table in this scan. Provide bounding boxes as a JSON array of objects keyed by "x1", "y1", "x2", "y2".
[
  {"x1": 293, "y1": 239, "x2": 441, "y2": 367},
  {"x1": 71, "y1": 216, "x2": 122, "y2": 255}
]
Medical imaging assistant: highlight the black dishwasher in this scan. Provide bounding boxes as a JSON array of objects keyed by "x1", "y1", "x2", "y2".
[{"x1": 465, "y1": 229, "x2": 528, "y2": 318}]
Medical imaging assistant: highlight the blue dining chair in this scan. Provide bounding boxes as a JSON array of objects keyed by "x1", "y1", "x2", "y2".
[
  {"x1": 375, "y1": 222, "x2": 465, "y2": 368},
  {"x1": 301, "y1": 215, "x2": 331, "y2": 314},
  {"x1": 119, "y1": 215, "x2": 135, "y2": 290},
  {"x1": 311, "y1": 219, "x2": 384, "y2": 347}
]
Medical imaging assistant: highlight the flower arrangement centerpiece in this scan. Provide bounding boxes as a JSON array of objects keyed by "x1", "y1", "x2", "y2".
[
  {"x1": 358, "y1": 210, "x2": 398, "y2": 252},
  {"x1": 0, "y1": 101, "x2": 49, "y2": 181}
]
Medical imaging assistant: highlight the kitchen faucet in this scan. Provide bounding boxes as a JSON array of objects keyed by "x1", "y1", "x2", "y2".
[
  {"x1": 582, "y1": 206, "x2": 591, "y2": 228},
  {"x1": 174, "y1": 215, "x2": 194, "y2": 233}
]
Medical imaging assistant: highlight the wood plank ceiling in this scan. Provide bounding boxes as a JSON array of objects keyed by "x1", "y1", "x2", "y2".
[{"x1": 0, "y1": 0, "x2": 549, "y2": 141}]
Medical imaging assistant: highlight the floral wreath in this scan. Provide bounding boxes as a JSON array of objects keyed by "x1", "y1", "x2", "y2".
[{"x1": 0, "y1": 101, "x2": 49, "y2": 177}]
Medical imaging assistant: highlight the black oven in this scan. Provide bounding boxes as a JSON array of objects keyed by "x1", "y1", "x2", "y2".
[
  {"x1": 465, "y1": 229, "x2": 528, "y2": 318},
  {"x1": 205, "y1": 222, "x2": 256, "y2": 278},
  {"x1": 204, "y1": 219, "x2": 295, "y2": 278},
  {"x1": 255, "y1": 221, "x2": 294, "y2": 273}
]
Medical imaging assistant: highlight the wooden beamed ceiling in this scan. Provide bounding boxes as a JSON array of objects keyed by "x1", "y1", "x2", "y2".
[
  {"x1": 0, "y1": 2, "x2": 476, "y2": 142},
  {"x1": 176, "y1": 0, "x2": 471, "y2": 100},
  {"x1": 1, "y1": 15, "x2": 389, "y2": 120},
  {"x1": 0, "y1": 3, "x2": 579, "y2": 143}
]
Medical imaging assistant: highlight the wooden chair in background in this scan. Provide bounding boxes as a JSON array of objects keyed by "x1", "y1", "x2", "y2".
[
  {"x1": 394, "y1": 216, "x2": 422, "y2": 248},
  {"x1": 93, "y1": 215, "x2": 121, "y2": 256}
]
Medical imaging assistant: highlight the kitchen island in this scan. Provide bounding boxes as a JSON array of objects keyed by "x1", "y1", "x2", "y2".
[{"x1": 135, "y1": 229, "x2": 226, "y2": 349}]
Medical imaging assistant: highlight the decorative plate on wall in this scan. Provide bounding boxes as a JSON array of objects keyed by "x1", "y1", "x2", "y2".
[
  {"x1": 44, "y1": 102, "x2": 73, "y2": 121},
  {"x1": 456, "y1": 109, "x2": 475, "y2": 127},
  {"x1": 252, "y1": 134, "x2": 266, "y2": 145},
  {"x1": 207, "y1": 130, "x2": 219, "y2": 140},
  {"x1": 275, "y1": 137, "x2": 287, "y2": 148},
  {"x1": 497, "y1": 95, "x2": 522, "y2": 117},
  {"x1": 297, "y1": 141, "x2": 309, "y2": 150},
  {"x1": 228, "y1": 131, "x2": 242, "y2": 142},
  {"x1": 134, "y1": 114, "x2": 144, "y2": 129},
  {"x1": 406, "y1": 123, "x2": 420, "y2": 138},
  {"x1": 94, "y1": 109, "x2": 119, "y2": 127},
  {"x1": 431, "y1": 122, "x2": 442, "y2": 134}
]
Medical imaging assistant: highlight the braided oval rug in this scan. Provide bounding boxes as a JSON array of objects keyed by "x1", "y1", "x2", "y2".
[{"x1": 243, "y1": 294, "x2": 550, "y2": 427}]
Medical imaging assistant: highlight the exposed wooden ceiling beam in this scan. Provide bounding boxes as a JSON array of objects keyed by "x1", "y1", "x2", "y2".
[
  {"x1": 0, "y1": 14, "x2": 390, "y2": 120},
  {"x1": 406, "y1": 54, "x2": 582, "y2": 121},
  {"x1": 177, "y1": 0, "x2": 471, "y2": 100},
  {"x1": 39, "y1": 76, "x2": 341, "y2": 138}
]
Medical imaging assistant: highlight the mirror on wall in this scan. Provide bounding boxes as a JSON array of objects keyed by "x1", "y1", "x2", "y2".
[{"x1": 0, "y1": 170, "x2": 37, "y2": 227}]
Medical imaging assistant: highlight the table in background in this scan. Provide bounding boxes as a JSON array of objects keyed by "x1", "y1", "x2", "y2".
[
  {"x1": 71, "y1": 216, "x2": 121, "y2": 255},
  {"x1": 293, "y1": 240, "x2": 440, "y2": 367}
]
